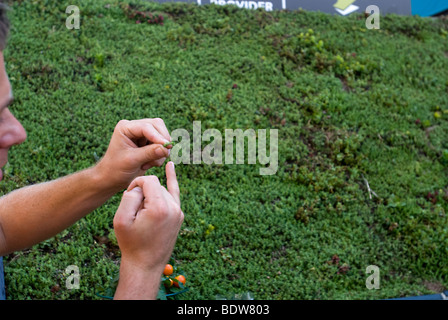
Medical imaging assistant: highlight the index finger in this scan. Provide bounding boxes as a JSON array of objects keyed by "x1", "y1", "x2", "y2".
[
  {"x1": 127, "y1": 175, "x2": 163, "y2": 196},
  {"x1": 165, "y1": 161, "x2": 180, "y2": 206},
  {"x1": 150, "y1": 118, "x2": 171, "y2": 143},
  {"x1": 122, "y1": 119, "x2": 170, "y2": 146}
]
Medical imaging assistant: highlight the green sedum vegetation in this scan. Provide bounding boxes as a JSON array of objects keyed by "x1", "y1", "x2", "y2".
[{"x1": 1, "y1": 0, "x2": 447, "y2": 299}]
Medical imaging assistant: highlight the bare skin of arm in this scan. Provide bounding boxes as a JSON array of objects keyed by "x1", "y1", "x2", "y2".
[
  {"x1": 0, "y1": 118, "x2": 172, "y2": 256},
  {"x1": 113, "y1": 162, "x2": 183, "y2": 300}
]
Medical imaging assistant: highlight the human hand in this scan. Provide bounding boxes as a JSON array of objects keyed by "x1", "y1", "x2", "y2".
[
  {"x1": 113, "y1": 161, "x2": 183, "y2": 275},
  {"x1": 95, "y1": 118, "x2": 173, "y2": 191}
]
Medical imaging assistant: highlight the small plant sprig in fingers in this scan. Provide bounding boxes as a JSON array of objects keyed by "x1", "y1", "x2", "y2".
[{"x1": 163, "y1": 141, "x2": 175, "y2": 148}]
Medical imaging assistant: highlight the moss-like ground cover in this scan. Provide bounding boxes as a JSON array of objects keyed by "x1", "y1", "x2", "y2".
[{"x1": 1, "y1": 0, "x2": 447, "y2": 299}]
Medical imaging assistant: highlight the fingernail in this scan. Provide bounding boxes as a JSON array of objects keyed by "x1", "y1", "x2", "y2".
[{"x1": 155, "y1": 146, "x2": 166, "y2": 158}]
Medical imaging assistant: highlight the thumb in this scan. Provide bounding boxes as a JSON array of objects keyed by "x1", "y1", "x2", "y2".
[
  {"x1": 114, "y1": 187, "x2": 144, "y2": 227},
  {"x1": 135, "y1": 144, "x2": 169, "y2": 166}
]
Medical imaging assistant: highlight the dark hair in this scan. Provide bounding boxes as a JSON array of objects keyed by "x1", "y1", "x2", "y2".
[{"x1": 0, "y1": 2, "x2": 9, "y2": 51}]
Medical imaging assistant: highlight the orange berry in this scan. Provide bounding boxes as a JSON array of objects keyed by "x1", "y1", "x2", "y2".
[
  {"x1": 174, "y1": 275, "x2": 186, "y2": 288},
  {"x1": 164, "y1": 264, "x2": 174, "y2": 276}
]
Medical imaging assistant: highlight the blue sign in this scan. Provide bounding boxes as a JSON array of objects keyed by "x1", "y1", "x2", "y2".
[{"x1": 152, "y1": 0, "x2": 415, "y2": 15}]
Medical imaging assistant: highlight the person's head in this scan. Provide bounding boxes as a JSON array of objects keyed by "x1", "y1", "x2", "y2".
[{"x1": 0, "y1": 3, "x2": 27, "y2": 181}]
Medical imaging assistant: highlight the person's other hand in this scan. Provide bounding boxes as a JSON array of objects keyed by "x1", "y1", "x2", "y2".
[
  {"x1": 95, "y1": 118, "x2": 172, "y2": 190},
  {"x1": 113, "y1": 161, "x2": 183, "y2": 274}
]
